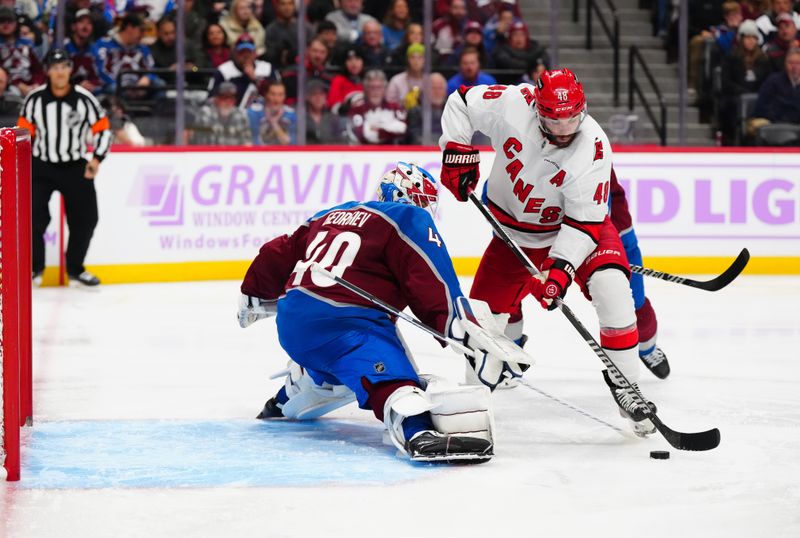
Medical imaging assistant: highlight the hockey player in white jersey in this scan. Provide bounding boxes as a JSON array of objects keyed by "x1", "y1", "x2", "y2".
[{"x1": 438, "y1": 68, "x2": 656, "y2": 436}]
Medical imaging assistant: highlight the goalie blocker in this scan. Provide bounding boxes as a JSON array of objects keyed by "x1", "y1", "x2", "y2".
[{"x1": 454, "y1": 297, "x2": 531, "y2": 390}]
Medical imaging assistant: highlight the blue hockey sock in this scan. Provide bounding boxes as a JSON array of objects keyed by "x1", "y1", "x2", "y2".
[
  {"x1": 276, "y1": 386, "x2": 289, "y2": 405},
  {"x1": 402, "y1": 412, "x2": 434, "y2": 440}
]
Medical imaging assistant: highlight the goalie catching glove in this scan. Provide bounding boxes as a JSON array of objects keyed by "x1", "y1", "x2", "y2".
[
  {"x1": 237, "y1": 294, "x2": 277, "y2": 328},
  {"x1": 441, "y1": 141, "x2": 480, "y2": 201},
  {"x1": 528, "y1": 258, "x2": 575, "y2": 311},
  {"x1": 453, "y1": 297, "x2": 534, "y2": 390}
]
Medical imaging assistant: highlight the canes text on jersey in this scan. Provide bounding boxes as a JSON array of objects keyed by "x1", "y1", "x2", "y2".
[{"x1": 503, "y1": 137, "x2": 563, "y2": 223}]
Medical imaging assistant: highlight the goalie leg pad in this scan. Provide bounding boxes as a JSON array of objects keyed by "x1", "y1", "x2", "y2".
[
  {"x1": 383, "y1": 382, "x2": 494, "y2": 463},
  {"x1": 277, "y1": 361, "x2": 358, "y2": 420},
  {"x1": 427, "y1": 384, "x2": 494, "y2": 444},
  {"x1": 381, "y1": 385, "x2": 438, "y2": 453}
]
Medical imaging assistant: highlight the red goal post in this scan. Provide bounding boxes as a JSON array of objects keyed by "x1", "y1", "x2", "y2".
[{"x1": 1, "y1": 127, "x2": 33, "y2": 481}]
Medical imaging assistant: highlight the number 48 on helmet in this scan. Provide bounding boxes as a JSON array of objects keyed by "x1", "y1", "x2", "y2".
[{"x1": 534, "y1": 68, "x2": 587, "y2": 148}]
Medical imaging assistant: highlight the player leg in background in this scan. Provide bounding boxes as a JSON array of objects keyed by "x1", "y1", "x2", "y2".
[
  {"x1": 575, "y1": 219, "x2": 655, "y2": 437},
  {"x1": 31, "y1": 160, "x2": 57, "y2": 287},
  {"x1": 468, "y1": 236, "x2": 545, "y2": 387},
  {"x1": 58, "y1": 159, "x2": 101, "y2": 287},
  {"x1": 262, "y1": 290, "x2": 492, "y2": 462},
  {"x1": 609, "y1": 168, "x2": 670, "y2": 379},
  {"x1": 620, "y1": 228, "x2": 670, "y2": 379}
]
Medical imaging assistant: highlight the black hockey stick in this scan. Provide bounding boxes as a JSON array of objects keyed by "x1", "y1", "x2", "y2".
[
  {"x1": 520, "y1": 380, "x2": 629, "y2": 437},
  {"x1": 467, "y1": 192, "x2": 720, "y2": 451},
  {"x1": 630, "y1": 248, "x2": 750, "y2": 291}
]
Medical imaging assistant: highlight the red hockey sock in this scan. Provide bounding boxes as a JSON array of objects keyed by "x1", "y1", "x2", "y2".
[
  {"x1": 361, "y1": 378, "x2": 420, "y2": 421},
  {"x1": 636, "y1": 297, "x2": 658, "y2": 344}
]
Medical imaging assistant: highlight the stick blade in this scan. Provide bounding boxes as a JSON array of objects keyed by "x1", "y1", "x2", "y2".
[
  {"x1": 653, "y1": 416, "x2": 721, "y2": 451},
  {"x1": 676, "y1": 428, "x2": 721, "y2": 452},
  {"x1": 694, "y1": 248, "x2": 750, "y2": 291}
]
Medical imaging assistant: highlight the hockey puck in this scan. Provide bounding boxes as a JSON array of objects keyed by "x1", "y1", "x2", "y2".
[{"x1": 650, "y1": 450, "x2": 670, "y2": 460}]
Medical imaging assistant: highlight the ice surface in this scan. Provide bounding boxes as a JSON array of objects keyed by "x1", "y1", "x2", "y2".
[{"x1": 1, "y1": 276, "x2": 799, "y2": 537}]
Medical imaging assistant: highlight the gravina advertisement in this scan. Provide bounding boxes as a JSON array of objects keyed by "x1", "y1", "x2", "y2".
[{"x1": 42, "y1": 148, "x2": 799, "y2": 280}]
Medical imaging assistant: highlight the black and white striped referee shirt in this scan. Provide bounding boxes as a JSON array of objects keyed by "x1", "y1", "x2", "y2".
[{"x1": 18, "y1": 84, "x2": 112, "y2": 164}]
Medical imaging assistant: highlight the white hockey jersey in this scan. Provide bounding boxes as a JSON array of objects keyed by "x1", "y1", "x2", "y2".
[{"x1": 440, "y1": 83, "x2": 613, "y2": 271}]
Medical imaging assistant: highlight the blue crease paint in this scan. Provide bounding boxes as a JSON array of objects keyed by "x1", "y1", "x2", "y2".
[{"x1": 21, "y1": 420, "x2": 439, "y2": 489}]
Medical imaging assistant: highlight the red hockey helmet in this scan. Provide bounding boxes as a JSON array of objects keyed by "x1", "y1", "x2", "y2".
[{"x1": 534, "y1": 68, "x2": 587, "y2": 146}]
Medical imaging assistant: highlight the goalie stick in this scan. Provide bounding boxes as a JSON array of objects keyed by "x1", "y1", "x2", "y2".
[
  {"x1": 467, "y1": 192, "x2": 721, "y2": 452},
  {"x1": 308, "y1": 264, "x2": 533, "y2": 366},
  {"x1": 519, "y1": 380, "x2": 629, "y2": 437},
  {"x1": 630, "y1": 248, "x2": 750, "y2": 291}
]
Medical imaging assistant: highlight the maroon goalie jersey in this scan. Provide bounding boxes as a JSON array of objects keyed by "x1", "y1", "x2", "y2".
[{"x1": 241, "y1": 200, "x2": 465, "y2": 336}]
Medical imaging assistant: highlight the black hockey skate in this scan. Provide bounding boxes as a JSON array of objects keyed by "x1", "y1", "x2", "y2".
[
  {"x1": 640, "y1": 347, "x2": 670, "y2": 379},
  {"x1": 68, "y1": 271, "x2": 101, "y2": 287},
  {"x1": 602, "y1": 370, "x2": 657, "y2": 438},
  {"x1": 406, "y1": 431, "x2": 493, "y2": 463},
  {"x1": 256, "y1": 396, "x2": 284, "y2": 419}
]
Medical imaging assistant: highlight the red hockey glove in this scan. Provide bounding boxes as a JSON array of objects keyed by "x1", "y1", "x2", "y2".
[
  {"x1": 441, "y1": 141, "x2": 480, "y2": 201},
  {"x1": 529, "y1": 258, "x2": 575, "y2": 311}
]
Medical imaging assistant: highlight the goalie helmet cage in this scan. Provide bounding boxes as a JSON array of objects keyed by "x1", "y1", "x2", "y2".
[{"x1": 0, "y1": 127, "x2": 33, "y2": 481}]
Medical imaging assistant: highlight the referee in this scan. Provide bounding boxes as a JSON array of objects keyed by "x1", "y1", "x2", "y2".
[{"x1": 18, "y1": 48, "x2": 112, "y2": 287}]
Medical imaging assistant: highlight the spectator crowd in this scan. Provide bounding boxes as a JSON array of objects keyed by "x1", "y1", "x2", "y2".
[
  {"x1": 0, "y1": 0, "x2": 551, "y2": 146},
  {"x1": 675, "y1": 0, "x2": 800, "y2": 145},
  {"x1": 5, "y1": 0, "x2": 798, "y2": 146}
]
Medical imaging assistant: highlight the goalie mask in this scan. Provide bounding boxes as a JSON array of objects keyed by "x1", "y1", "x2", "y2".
[
  {"x1": 377, "y1": 162, "x2": 439, "y2": 216},
  {"x1": 534, "y1": 68, "x2": 587, "y2": 148}
]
